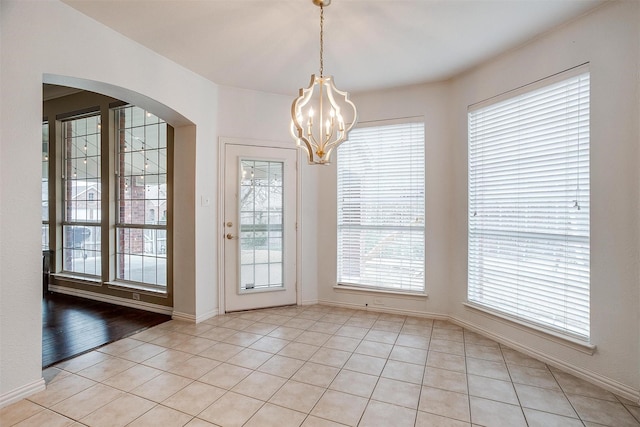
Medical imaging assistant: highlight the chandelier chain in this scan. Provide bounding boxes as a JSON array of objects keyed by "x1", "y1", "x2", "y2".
[
  {"x1": 291, "y1": 0, "x2": 358, "y2": 164},
  {"x1": 319, "y1": 5, "x2": 324, "y2": 77}
]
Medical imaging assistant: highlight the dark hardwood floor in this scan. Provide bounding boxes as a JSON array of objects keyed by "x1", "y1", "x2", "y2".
[{"x1": 42, "y1": 292, "x2": 171, "y2": 368}]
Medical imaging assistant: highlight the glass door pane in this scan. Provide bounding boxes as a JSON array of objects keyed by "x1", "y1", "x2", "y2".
[{"x1": 239, "y1": 159, "x2": 284, "y2": 292}]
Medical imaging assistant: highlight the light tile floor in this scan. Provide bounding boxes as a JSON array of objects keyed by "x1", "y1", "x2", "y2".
[{"x1": 2, "y1": 304, "x2": 639, "y2": 427}]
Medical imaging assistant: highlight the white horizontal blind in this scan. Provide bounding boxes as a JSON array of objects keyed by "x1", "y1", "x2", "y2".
[
  {"x1": 338, "y1": 120, "x2": 425, "y2": 292},
  {"x1": 468, "y1": 70, "x2": 590, "y2": 340}
]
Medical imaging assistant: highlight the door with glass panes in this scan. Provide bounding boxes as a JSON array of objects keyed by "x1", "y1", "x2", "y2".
[{"x1": 223, "y1": 144, "x2": 297, "y2": 312}]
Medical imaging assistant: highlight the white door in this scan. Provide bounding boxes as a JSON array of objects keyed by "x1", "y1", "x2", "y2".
[{"x1": 223, "y1": 144, "x2": 297, "y2": 312}]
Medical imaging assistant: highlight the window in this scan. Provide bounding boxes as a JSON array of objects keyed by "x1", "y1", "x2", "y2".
[
  {"x1": 468, "y1": 67, "x2": 590, "y2": 340},
  {"x1": 42, "y1": 122, "x2": 49, "y2": 250},
  {"x1": 337, "y1": 120, "x2": 425, "y2": 292},
  {"x1": 44, "y1": 92, "x2": 173, "y2": 297},
  {"x1": 115, "y1": 106, "x2": 168, "y2": 289},
  {"x1": 62, "y1": 114, "x2": 102, "y2": 276}
]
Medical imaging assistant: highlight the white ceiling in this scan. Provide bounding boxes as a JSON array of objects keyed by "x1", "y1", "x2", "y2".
[{"x1": 61, "y1": 0, "x2": 606, "y2": 95}]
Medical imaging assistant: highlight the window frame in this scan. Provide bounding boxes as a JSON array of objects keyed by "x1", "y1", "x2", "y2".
[
  {"x1": 467, "y1": 65, "x2": 591, "y2": 342},
  {"x1": 336, "y1": 118, "x2": 426, "y2": 294},
  {"x1": 42, "y1": 121, "x2": 50, "y2": 251},
  {"x1": 113, "y1": 105, "x2": 170, "y2": 292},
  {"x1": 60, "y1": 112, "x2": 103, "y2": 278}
]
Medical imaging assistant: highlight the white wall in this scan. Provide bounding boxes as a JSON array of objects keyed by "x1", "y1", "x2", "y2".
[
  {"x1": 0, "y1": 0, "x2": 219, "y2": 402},
  {"x1": 448, "y1": 0, "x2": 639, "y2": 397},
  {"x1": 315, "y1": 82, "x2": 452, "y2": 317}
]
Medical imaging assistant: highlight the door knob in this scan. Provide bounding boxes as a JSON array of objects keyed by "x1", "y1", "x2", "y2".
[{"x1": 226, "y1": 233, "x2": 238, "y2": 240}]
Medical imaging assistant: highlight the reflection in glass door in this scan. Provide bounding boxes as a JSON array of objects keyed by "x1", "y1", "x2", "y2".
[{"x1": 239, "y1": 160, "x2": 284, "y2": 292}]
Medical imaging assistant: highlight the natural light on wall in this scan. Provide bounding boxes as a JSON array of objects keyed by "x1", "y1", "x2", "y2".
[
  {"x1": 467, "y1": 66, "x2": 590, "y2": 340},
  {"x1": 337, "y1": 120, "x2": 425, "y2": 293}
]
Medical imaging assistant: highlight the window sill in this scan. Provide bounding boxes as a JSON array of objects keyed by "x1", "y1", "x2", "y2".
[
  {"x1": 52, "y1": 273, "x2": 102, "y2": 286},
  {"x1": 334, "y1": 284, "x2": 428, "y2": 299},
  {"x1": 463, "y1": 302, "x2": 596, "y2": 355},
  {"x1": 106, "y1": 281, "x2": 168, "y2": 297}
]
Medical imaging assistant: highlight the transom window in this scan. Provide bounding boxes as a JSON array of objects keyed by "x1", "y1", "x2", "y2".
[
  {"x1": 337, "y1": 119, "x2": 425, "y2": 293},
  {"x1": 468, "y1": 67, "x2": 590, "y2": 340}
]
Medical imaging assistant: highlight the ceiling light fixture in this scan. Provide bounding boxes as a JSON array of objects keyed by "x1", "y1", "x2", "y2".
[{"x1": 291, "y1": 0, "x2": 357, "y2": 165}]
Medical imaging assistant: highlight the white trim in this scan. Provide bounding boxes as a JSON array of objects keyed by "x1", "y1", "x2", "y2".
[
  {"x1": 301, "y1": 299, "x2": 319, "y2": 306},
  {"x1": 451, "y1": 315, "x2": 639, "y2": 403},
  {"x1": 48, "y1": 285, "x2": 173, "y2": 315},
  {"x1": 463, "y1": 302, "x2": 595, "y2": 354},
  {"x1": 318, "y1": 298, "x2": 448, "y2": 320},
  {"x1": 217, "y1": 138, "x2": 226, "y2": 316},
  {"x1": 0, "y1": 378, "x2": 45, "y2": 409}
]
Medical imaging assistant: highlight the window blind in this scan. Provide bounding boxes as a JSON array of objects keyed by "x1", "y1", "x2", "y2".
[
  {"x1": 338, "y1": 120, "x2": 425, "y2": 292},
  {"x1": 468, "y1": 69, "x2": 590, "y2": 340}
]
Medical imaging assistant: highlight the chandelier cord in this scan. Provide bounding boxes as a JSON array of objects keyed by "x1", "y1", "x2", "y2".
[{"x1": 319, "y1": 5, "x2": 324, "y2": 77}]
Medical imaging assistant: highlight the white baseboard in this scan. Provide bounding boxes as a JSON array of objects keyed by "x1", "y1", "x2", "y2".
[
  {"x1": 48, "y1": 285, "x2": 173, "y2": 316},
  {"x1": 172, "y1": 311, "x2": 196, "y2": 323},
  {"x1": 172, "y1": 309, "x2": 219, "y2": 324},
  {"x1": 317, "y1": 298, "x2": 449, "y2": 320},
  {"x1": 0, "y1": 378, "x2": 45, "y2": 409},
  {"x1": 451, "y1": 315, "x2": 640, "y2": 404},
  {"x1": 301, "y1": 299, "x2": 319, "y2": 306}
]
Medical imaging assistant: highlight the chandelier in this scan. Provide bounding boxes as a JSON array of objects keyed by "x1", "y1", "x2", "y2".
[{"x1": 291, "y1": 0, "x2": 357, "y2": 165}]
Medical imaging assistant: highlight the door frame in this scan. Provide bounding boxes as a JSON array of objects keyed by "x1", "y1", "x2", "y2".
[{"x1": 217, "y1": 136, "x2": 302, "y2": 314}]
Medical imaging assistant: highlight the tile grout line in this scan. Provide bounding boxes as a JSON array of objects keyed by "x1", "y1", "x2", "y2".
[{"x1": 497, "y1": 338, "x2": 530, "y2": 427}]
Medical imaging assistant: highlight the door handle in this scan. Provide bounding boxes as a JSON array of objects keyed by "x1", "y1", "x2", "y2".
[{"x1": 226, "y1": 233, "x2": 238, "y2": 240}]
